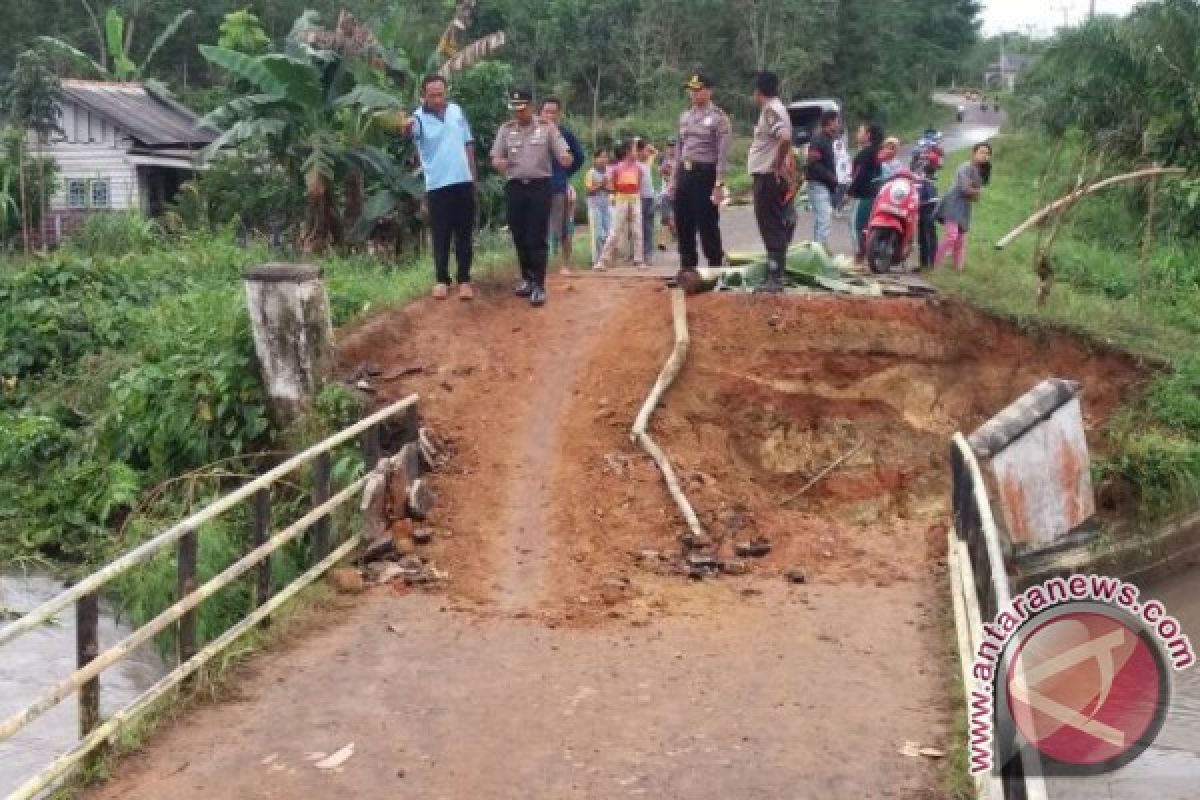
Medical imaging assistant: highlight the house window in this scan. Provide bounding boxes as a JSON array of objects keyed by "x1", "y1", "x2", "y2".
[
  {"x1": 65, "y1": 178, "x2": 112, "y2": 209},
  {"x1": 67, "y1": 179, "x2": 87, "y2": 209},
  {"x1": 91, "y1": 180, "x2": 111, "y2": 209}
]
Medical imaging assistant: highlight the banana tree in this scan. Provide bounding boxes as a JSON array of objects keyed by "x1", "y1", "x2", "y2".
[
  {"x1": 37, "y1": 6, "x2": 193, "y2": 82},
  {"x1": 282, "y1": 7, "x2": 506, "y2": 246},
  {"x1": 199, "y1": 36, "x2": 405, "y2": 252}
]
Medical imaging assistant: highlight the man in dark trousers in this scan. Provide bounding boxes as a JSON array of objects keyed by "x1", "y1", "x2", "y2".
[
  {"x1": 490, "y1": 88, "x2": 573, "y2": 307},
  {"x1": 401, "y1": 74, "x2": 477, "y2": 300},
  {"x1": 747, "y1": 71, "x2": 797, "y2": 293},
  {"x1": 805, "y1": 109, "x2": 840, "y2": 252},
  {"x1": 670, "y1": 72, "x2": 732, "y2": 283},
  {"x1": 539, "y1": 96, "x2": 586, "y2": 274}
]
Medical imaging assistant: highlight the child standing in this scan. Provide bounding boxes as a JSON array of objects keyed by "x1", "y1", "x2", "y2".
[
  {"x1": 916, "y1": 152, "x2": 941, "y2": 269},
  {"x1": 879, "y1": 137, "x2": 902, "y2": 179},
  {"x1": 635, "y1": 138, "x2": 658, "y2": 265},
  {"x1": 658, "y1": 138, "x2": 677, "y2": 250},
  {"x1": 584, "y1": 149, "x2": 612, "y2": 264},
  {"x1": 594, "y1": 141, "x2": 644, "y2": 270}
]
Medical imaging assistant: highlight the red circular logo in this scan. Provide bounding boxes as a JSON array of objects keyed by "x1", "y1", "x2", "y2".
[{"x1": 1004, "y1": 609, "x2": 1168, "y2": 769}]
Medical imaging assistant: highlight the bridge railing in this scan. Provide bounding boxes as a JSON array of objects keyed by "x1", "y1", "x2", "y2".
[
  {"x1": 948, "y1": 433, "x2": 1048, "y2": 800},
  {"x1": 0, "y1": 394, "x2": 419, "y2": 800}
]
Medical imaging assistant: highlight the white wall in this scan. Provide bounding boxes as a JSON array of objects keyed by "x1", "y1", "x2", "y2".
[{"x1": 37, "y1": 100, "x2": 141, "y2": 212}]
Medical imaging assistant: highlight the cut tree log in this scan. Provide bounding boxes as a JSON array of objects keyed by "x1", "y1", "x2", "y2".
[
  {"x1": 995, "y1": 167, "x2": 1187, "y2": 250},
  {"x1": 631, "y1": 290, "x2": 706, "y2": 546}
]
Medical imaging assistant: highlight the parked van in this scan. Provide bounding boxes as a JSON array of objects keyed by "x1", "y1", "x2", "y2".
[{"x1": 788, "y1": 98, "x2": 847, "y2": 146}]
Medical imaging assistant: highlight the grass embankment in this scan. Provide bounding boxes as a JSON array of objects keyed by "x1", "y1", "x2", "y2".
[
  {"x1": 1, "y1": 218, "x2": 516, "y2": 642},
  {"x1": 933, "y1": 132, "x2": 1200, "y2": 521}
]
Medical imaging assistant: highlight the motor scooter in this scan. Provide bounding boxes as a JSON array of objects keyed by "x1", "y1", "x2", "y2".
[{"x1": 864, "y1": 169, "x2": 920, "y2": 274}]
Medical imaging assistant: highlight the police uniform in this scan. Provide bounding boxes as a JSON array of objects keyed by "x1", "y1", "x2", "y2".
[
  {"x1": 748, "y1": 93, "x2": 796, "y2": 292},
  {"x1": 490, "y1": 88, "x2": 571, "y2": 306},
  {"x1": 672, "y1": 73, "x2": 732, "y2": 270}
]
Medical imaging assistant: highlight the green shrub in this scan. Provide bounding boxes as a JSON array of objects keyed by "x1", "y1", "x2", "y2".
[
  {"x1": 66, "y1": 212, "x2": 164, "y2": 256},
  {"x1": 101, "y1": 347, "x2": 270, "y2": 475},
  {"x1": 168, "y1": 151, "x2": 303, "y2": 236},
  {"x1": 1098, "y1": 429, "x2": 1200, "y2": 517},
  {"x1": 0, "y1": 256, "x2": 160, "y2": 377},
  {"x1": 1146, "y1": 358, "x2": 1200, "y2": 437}
]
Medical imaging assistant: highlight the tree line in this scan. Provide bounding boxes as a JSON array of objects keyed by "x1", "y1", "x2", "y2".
[
  {"x1": 1013, "y1": 0, "x2": 1200, "y2": 240},
  {"x1": 2, "y1": 0, "x2": 982, "y2": 124}
]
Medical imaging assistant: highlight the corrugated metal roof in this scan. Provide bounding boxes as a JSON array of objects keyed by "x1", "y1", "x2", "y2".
[{"x1": 60, "y1": 80, "x2": 217, "y2": 148}]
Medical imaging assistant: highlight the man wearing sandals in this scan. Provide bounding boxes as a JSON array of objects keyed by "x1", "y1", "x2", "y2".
[{"x1": 402, "y1": 74, "x2": 478, "y2": 301}]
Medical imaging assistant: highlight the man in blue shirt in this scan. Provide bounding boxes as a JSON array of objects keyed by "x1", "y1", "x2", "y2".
[
  {"x1": 539, "y1": 97, "x2": 586, "y2": 274},
  {"x1": 402, "y1": 74, "x2": 478, "y2": 300}
]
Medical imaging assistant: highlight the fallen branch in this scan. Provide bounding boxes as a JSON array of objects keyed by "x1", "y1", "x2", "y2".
[
  {"x1": 631, "y1": 290, "x2": 705, "y2": 543},
  {"x1": 780, "y1": 436, "x2": 866, "y2": 507},
  {"x1": 995, "y1": 166, "x2": 1187, "y2": 250}
]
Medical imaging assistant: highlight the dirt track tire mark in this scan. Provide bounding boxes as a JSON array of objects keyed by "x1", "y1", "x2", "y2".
[{"x1": 493, "y1": 287, "x2": 623, "y2": 611}]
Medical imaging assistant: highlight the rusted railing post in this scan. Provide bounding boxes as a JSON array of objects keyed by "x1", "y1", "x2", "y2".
[
  {"x1": 253, "y1": 488, "x2": 272, "y2": 618},
  {"x1": 75, "y1": 593, "x2": 100, "y2": 744},
  {"x1": 177, "y1": 531, "x2": 198, "y2": 669},
  {"x1": 312, "y1": 452, "x2": 332, "y2": 561},
  {"x1": 362, "y1": 424, "x2": 382, "y2": 471}
]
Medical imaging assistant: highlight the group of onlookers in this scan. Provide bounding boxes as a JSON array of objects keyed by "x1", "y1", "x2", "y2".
[
  {"x1": 588, "y1": 137, "x2": 679, "y2": 270},
  {"x1": 402, "y1": 69, "x2": 992, "y2": 308}
]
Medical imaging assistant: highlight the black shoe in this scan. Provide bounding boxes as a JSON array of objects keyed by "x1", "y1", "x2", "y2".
[
  {"x1": 756, "y1": 275, "x2": 785, "y2": 293},
  {"x1": 529, "y1": 285, "x2": 546, "y2": 307},
  {"x1": 755, "y1": 257, "x2": 786, "y2": 293},
  {"x1": 514, "y1": 280, "x2": 534, "y2": 297},
  {"x1": 675, "y1": 268, "x2": 702, "y2": 295}
]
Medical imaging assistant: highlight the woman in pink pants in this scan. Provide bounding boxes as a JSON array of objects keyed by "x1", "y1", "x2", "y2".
[{"x1": 934, "y1": 142, "x2": 992, "y2": 271}]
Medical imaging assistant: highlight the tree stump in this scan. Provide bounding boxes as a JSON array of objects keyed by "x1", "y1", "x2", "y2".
[{"x1": 243, "y1": 263, "x2": 335, "y2": 426}]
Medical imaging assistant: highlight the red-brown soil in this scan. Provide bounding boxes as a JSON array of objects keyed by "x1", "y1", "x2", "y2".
[{"x1": 338, "y1": 282, "x2": 1147, "y2": 623}]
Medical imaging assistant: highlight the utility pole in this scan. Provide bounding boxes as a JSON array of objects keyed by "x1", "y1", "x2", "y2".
[
  {"x1": 1089, "y1": 0, "x2": 1096, "y2": 20},
  {"x1": 1051, "y1": 3, "x2": 1070, "y2": 29}
]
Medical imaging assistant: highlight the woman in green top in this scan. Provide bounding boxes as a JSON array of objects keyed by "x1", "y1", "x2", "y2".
[{"x1": 934, "y1": 142, "x2": 992, "y2": 271}]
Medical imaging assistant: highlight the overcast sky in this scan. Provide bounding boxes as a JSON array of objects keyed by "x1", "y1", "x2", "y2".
[{"x1": 982, "y1": 0, "x2": 1143, "y2": 35}]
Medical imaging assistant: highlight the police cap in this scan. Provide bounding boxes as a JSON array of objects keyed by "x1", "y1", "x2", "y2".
[{"x1": 507, "y1": 87, "x2": 533, "y2": 110}]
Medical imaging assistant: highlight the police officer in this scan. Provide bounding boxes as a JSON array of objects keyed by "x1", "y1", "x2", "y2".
[
  {"x1": 670, "y1": 72, "x2": 732, "y2": 280},
  {"x1": 490, "y1": 88, "x2": 573, "y2": 307},
  {"x1": 748, "y1": 71, "x2": 797, "y2": 293}
]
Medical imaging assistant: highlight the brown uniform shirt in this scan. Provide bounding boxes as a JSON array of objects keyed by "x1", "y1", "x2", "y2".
[
  {"x1": 490, "y1": 119, "x2": 570, "y2": 181},
  {"x1": 747, "y1": 97, "x2": 792, "y2": 175},
  {"x1": 673, "y1": 103, "x2": 732, "y2": 180}
]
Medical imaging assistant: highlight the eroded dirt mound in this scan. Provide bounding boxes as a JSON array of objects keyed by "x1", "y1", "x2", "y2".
[
  {"x1": 556, "y1": 293, "x2": 1148, "y2": 598},
  {"x1": 338, "y1": 281, "x2": 1147, "y2": 623}
]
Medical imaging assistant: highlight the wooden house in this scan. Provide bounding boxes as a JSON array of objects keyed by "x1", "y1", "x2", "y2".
[{"x1": 32, "y1": 80, "x2": 216, "y2": 244}]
